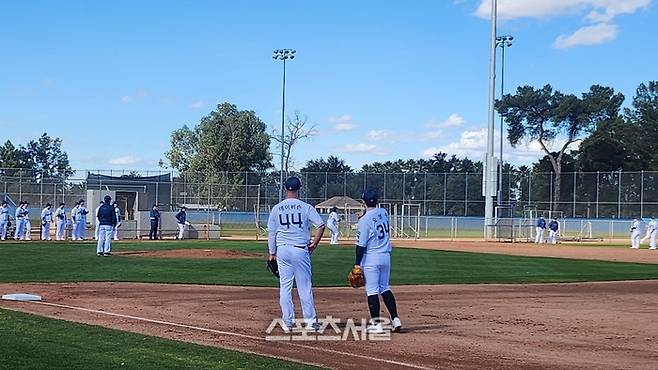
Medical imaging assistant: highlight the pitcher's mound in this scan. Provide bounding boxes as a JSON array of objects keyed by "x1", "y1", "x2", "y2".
[{"x1": 116, "y1": 249, "x2": 263, "y2": 259}]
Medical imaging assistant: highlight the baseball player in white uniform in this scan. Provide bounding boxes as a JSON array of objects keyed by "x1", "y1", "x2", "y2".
[
  {"x1": 76, "y1": 200, "x2": 89, "y2": 240},
  {"x1": 14, "y1": 201, "x2": 26, "y2": 240},
  {"x1": 113, "y1": 202, "x2": 121, "y2": 240},
  {"x1": 630, "y1": 218, "x2": 641, "y2": 249},
  {"x1": 23, "y1": 202, "x2": 31, "y2": 240},
  {"x1": 55, "y1": 203, "x2": 67, "y2": 240},
  {"x1": 267, "y1": 177, "x2": 326, "y2": 329},
  {"x1": 535, "y1": 216, "x2": 546, "y2": 244},
  {"x1": 94, "y1": 201, "x2": 103, "y2": 240},
  {"x1": 355, "y1": 189, "x2": 402, "y2": 333},
  {"x1": 327, "y1": 206, "x2": 341, "y2": 245},
  {"x1": 640, "y1": 217, "x2": 657, "y2": 250},
  {"x1": 0, "y1": 201, "x2": 9, "y2": 240},
  {"x1": 70, "y1": 201, "x2": 80, "y2": 240},
  {"x1": 40, "y1": 203, "x2": 53, "y2": 241}
]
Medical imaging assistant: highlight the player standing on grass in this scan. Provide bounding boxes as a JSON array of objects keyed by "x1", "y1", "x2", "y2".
[
  {"x1": 327, "y1": 206, "x2": 341, "y2": 245},
  {"x1": 354, "y1": 189, "x2": 402, "y2": 334},
  {"x1": 40, "y1": 203, "x2": 53, "y2": 241},
  {"x1": 96, "y1": 195, "x2": 117, "y2": 256},
  {"x1": 112, "y1": 201, "x2": 121, "y2": 240},
  {"x1": 0, "y1": 201, "x2": 9, "y2": 240},
  {"x1": 14, "y1": 201, "x2": 25, "y2": 240},
  {"x1": 70, "y1": 201, "x2": 80, "y2": 240},
  {"x1": 94, "y1": 201, "x2": 103, "y2": 240},
  {"x1": 175, "y1": 206, "x2": 187, "y2": 240},
  {"x1": 535, "y1": 216, "x2": 546, "y2": 244},
  {"x1": 267, "y1": 177, "x2": 326, "y2": 330},
  {"x1": 23, "y1": 202, "x2": 32, "y2": 240},
  {"x1": 55, "y1": 203, "x2": 66, "y2": 240},
  {"x1": 149, "y1": 204, "x2": 160, "y2": 240},
  {"x1": 630, "y1": 218, "x2": 641, "y2": 249},
  {"x1": 78, "y1": 200, "x2": 89, "y2": 240}
]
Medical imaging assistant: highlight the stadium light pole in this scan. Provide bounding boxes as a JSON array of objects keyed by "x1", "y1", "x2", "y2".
[
  {"x1": 495, "y1": 35, "x2": 513, "y2": 207},
  {"x1": 484, "y1": 0, "x2": 498, "y2": 239},
  {"x1": 273, "y1": 48, "x2": 296, "y2": 202}
]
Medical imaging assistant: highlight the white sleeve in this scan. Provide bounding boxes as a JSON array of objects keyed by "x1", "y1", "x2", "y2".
[
  {"x1": 308, "y1": 206, "x2": 325, "y2": 228},
  {"x1": 356, "y1": 219, "x2": 370, "y2": 247},
  {"x1": 267, "y1": 209, "x2": 278, "y2": 255}
]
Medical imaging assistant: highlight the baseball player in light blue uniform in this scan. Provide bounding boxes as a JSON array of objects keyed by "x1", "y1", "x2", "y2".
[
  {"x1": 0, "y1": 201, "x2": 9, "y2": 240},
  {"x1": 355, "y1": 189, "x2": 402, "y2": 333},
  {"x1": 40, "y1": 203, "x2": 53, "y2": 241},
  {"x1": 55, "y1": 203, "x2": 67, "y2": 240},
  {"x1": 267, "y1": 177, "x2": 326, "y2": 329},
  {"x1": 14, "y1": 201, "x2": 27, "y2": 240},
  {"x1": 75, "y1": 200, "x2": 89, "y2": 240}
]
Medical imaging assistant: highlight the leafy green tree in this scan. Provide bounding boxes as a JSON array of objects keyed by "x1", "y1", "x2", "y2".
[
  {"x1": 0, "y1": 140, "x2": 33, "y2": 176},
  {"x1": 25, "y1": 133, "x2": 74, "y2": 180},
  {"x1": 0, "y1": 134, "x2": 72, "y2": 180},
  {"x1": 165, "y1": 103, "x2": 272, "y2": 181},
  {"x1": 497, "y1": 84, "x2": 623, "y2": 208}
]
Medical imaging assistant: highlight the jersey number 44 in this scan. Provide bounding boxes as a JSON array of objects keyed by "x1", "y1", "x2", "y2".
[{"x1": 279, "y1": 213, "x2": 303, "y2": 229}]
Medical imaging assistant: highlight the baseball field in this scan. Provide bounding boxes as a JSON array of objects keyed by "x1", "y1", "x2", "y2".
[{"x1": 1, "y1": 239, "x2": 658, "y2": 369}]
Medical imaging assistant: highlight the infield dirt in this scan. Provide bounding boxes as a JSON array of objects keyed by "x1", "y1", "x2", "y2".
[{"x1": 1, "y1": 280, "x2": 657, "y2": 369}]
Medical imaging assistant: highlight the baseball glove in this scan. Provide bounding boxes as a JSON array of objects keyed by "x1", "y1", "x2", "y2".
[
  {"x1": 266, "y1": 259, "x2": 280, "y2": 278},
  {"x1": 348, "y1": 266, "x2": 365, "y2": 288}
]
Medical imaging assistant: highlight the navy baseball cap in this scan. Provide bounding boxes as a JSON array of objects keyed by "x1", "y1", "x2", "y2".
[
  {"x1": 362, "y1": 189, "x2": 378, "y2": 207},
  {"x1": 284, "y1": 177, "x2": 302, "y2": 191}
]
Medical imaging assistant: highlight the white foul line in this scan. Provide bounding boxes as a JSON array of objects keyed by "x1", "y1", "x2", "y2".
[{"x1": 31, "y1": 301, "x2": 435, "y2": 370}]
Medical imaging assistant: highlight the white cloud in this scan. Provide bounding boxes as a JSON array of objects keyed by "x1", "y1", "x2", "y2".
[
  {"x1": 554, "y1": 23, "x2": 619, "y2": 48},
  {"x1": 473, "y1": 0, "x2": 649, "y2": 48},
  {"x1": 335, "y1": 123, "x2": 357, "y2": 131},
  {"x1": 120, "y1": 89, "x2": 148, "y2": 104},
  {"x1": 425, "y1": 113, "x2": 466, "y2": 128},
  {"x1": 108, "y1": 155, "x2": 141, "y2": 165},
  {"x1": 329, "y1": 114, "x2": 357, "y2": 131},
  {"x1": 421, "y1": 129, "x2": 561, "y2": 164},
  {"x1": 474, "y1": 0, "x2": 649, "y2": 21},
  {"x1": 338, "y1": 143, "x2": 388, "y2": 155},
  {"x1": 366, "y1": 130, "x2": 391, "y2": 141},
  {"x1": 189, "y1": 100, "x2": 204, "y2": 109}
]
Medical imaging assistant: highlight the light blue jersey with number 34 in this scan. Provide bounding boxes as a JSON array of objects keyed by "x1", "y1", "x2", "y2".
[{"x1": 356, "y1": 208, "x2": 392, "y2": 254}]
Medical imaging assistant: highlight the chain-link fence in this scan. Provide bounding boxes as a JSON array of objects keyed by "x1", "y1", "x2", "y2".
[{"x1": 1, "y1": 168, "x2": 655, "y2": 239}]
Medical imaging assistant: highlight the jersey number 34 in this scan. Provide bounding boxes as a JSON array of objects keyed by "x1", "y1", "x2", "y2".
[{"x1": 376, "y1": 222, "x2": 390, "y2": 239}]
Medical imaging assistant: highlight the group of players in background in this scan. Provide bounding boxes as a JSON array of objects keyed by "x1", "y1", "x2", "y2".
[
  {"x1": 0, "y1": 199, "x2": 122, "y2": 241},
  {"x1": 535, "y1": 215, "x2": 658, "y2": 250}
]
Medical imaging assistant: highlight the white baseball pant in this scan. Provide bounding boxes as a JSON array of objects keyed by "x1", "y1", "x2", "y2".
[
  {"x1": 362, "y1": 253, "x2": 391, "y2": 296},
  {"x1": 97, "y1": 225, "x2": 114, "y2": 254},
  {"x1": 277, "y1": 245, "x2": 316, "y2": 327}
]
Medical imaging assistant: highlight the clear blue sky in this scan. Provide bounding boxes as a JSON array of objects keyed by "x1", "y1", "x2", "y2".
[{"x1": 1, "y1": 0, "x2": 656, "y2": 173}]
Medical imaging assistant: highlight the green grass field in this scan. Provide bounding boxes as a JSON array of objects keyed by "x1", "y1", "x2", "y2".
[
  {"x1": 3, "y1": 239, "x2": 658, "y2": 369},
  {"x1": 1, "y1": 240, "x2": 658, "y2": 286},
  {"x1": 0, "y1": 309, "x2": 319, "y2": 370}
]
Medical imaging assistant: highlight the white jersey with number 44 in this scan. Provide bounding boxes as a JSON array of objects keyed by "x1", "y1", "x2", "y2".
[
  {"x1": 357, "y1": 208, "x2": 392, "y2": 254},
  {"x1": 267, "y1": 199, "x2": 324, "y2": 247}
]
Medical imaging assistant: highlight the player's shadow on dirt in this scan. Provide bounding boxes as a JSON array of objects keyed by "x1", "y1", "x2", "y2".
[{"x1": 399, "y1": 324, "x2": 449, "y2": 334}]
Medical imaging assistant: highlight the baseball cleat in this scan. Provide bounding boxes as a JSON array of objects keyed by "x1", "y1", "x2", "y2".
[
  {"x1": 104, "y1": 252, "x2": 113, "y2": 256},
  {"x1": 97, "y1": 252, "x2": 103, "y2": 256},
  {"x1": 366, "y1": 323, "x2": 384, "y2": 334},
  {"x1": 392, "y1": 317, "x2": 402, "y2": 333}
]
